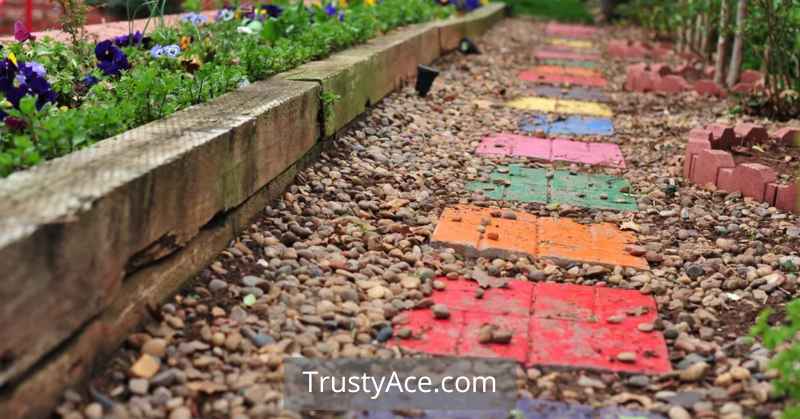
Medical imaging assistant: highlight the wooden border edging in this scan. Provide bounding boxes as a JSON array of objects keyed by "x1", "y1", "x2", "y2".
[{"x1": 0, "y1": 3, "x2": 505, "y2": 417}]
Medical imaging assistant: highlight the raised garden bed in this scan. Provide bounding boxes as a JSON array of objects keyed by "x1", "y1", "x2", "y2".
[
  {"x1": 683, "y1": 123, "x2": 800, "y2": 213},
  {"x1": 0, "y1": 3, "x2": 507, "y2": 418}
]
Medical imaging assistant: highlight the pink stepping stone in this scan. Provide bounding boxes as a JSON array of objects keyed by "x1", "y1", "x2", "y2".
[
  {"x1": 535, "y1": 48, "x2": 602, "y2": 63},
  {"x1": 475, "y1": 133, "x2": 626, "y2": 168},
  {"x1": 544, "y1": 23, "x2": 600, "y2": 39}
]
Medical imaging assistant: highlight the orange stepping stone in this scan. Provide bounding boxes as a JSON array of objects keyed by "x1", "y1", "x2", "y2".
[
  {"x1": 521, "y1": 65, "x2": 603, "y2": 79},
  {"x1": 432, "y1": 206, "x2": 648, "y2": 269}
]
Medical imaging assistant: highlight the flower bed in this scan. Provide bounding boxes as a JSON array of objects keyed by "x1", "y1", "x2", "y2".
[
  {"x1": 0, "y1": 0, "x2": 488, "y2": 177},
  {"x1": 683, "y1": 123, "x2": 800, "y2": 213}
]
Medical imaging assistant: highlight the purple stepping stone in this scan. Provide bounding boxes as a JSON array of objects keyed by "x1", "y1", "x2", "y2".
[
  {"x1": 349, "y1": 399, "x2": 664, "y2": 418},
  {"x1": 475, "y1": 134, "x2": 626, "y2": 169}
]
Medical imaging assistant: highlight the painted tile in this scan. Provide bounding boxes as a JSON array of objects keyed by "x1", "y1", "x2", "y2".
[
  {"x1": 474, "y1": 134, "x2": 625, "y2": 168},
  {"x1": 351, "y1": 398, "x2": 664, "y2": 418},
  {"x1": 467, "y1": 165, "x2": 637, "y2": 211},
  {"x1": 556, "y1": 99, "x2": 613, "y2": 117},
  {"x1": 506, "y1": 97, "x2": 613, "y2": 117},
  {"x1": 547, "y1": 38, "x2": 595, "y2": 50},
  {"x1": 541, "y1": 58, "x2": 598, "y2": 68},
  {"x1": 545, "y1": 23, "x2": 600, "y2": 39},
  {"x1": 520, "y1": 114, "x2": 614, "y2": 136},
  {"x1": 390, "y1": 278, "x2": 669, "y2": 373},
  {"x1": 519, "y1": 66, "x2": 607, "y2": 88},
  {"x1": 522, "y1": 65, "x2": 603, "y2": 79},
  {"x1": 531, "y1": 85, "x2": 610, "y2": 102},
  {"x1": 535, "y1": 49, "x2": 601, "y2": 62},
  {"x1": 431, "y1": 206, "x2": 647, "y2": 269}
]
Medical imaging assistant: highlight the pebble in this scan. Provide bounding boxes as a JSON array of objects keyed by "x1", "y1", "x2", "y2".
[
  {"x1": 130, "y1": 354, "x2": 160, "y2": 379},
  {"x1": 680, "y1": 361, "x2": 709, "y2": 382},
  {"x1": 141, "y1": 338, "x2": 168, "y2": 358},
  {"x1": 432, "y1": 304, "x2": 450, "y2": 319},
  {"x1": 616, "y1": 352, "x2": 637, "y2": 363},
  {"x1": 129, "y1": 378, "x2": 149, "y2": 395}
]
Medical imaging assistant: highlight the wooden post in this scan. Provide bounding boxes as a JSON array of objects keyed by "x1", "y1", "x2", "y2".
[
  {"x1": 714, "y1": 0, "x2": 730, "y2": 85},
  {"x1": 726, "y1": 0, "x2": 748, "y2": 87}
]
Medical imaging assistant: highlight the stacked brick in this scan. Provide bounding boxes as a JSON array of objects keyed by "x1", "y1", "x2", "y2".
[
  {"x1": 607, "y1": 39, "x2": 673, "y2": 61},
  {"x1": 624, "y1": 62, "x2": 728, "y2": 97},
  {"x1": 683, "y1": 123, "x2": 799, "y2": 213}
]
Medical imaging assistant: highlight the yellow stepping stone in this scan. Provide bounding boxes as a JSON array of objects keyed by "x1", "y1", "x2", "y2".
[
  {"x1": 506, "y1": 97, "x2": 613, "y2": 117},
  {"x1": 557, "y1": 99, "x2": 613, "y2": 117},
  {"x1": 547, "y1": 38, "x2": 595, "y2": 50}
]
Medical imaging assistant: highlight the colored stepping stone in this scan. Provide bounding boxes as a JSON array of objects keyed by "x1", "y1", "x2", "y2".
[
  {"x1": 431, "y1": 205, "x2": 648, "y2": 269},
  {"x1": 519, "y1": 66, "x2": 607, "y2": 88},
  {"x1": 535, "y1": 49, "x2": 601, "y2": 62},
  {"x1": 521, "y1": 65, "x2": 603, "y2": 79},
  {"x1": 547, "y1": 38, "x2": 595, "y2": 50},
  {"x1": 541, "y1": 58, "x2": 598, "y2": 68},
  {"x1": 531, "y1": 85, "x2": 609, "y2": 102},
  {"x1": 506, "y1": 96, "x2": 613, "y2": 118},
  {"x1": 520, "y1": 114, "x2": 614, "y2": 136},
  {"x1": 390, "y1": 278, "x2": 669, "y2": 372},
  {"x1": 467, "y1": 165, "x2": 637, "y2": 211},
  {"x1": 545, "y1": 22, "x2": 600, "y2": 39},
  {"x1": 351, "y1": 398, "x2": 664, "y2": 418},
  {"x1": 474, "y1": 134, "x2": 624, "y2": 168}
]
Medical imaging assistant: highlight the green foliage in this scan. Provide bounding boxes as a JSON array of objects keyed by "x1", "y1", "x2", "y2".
[
  {"x1": 498, "y1": 0, "x2": 592, "y2": 23},
  {"x1": 181, "y1": 0, "x2": 202, "y2": 12},
  {"x1": 0, "y1": 0, "x2": 455, "y2": 176},
  {"x1": 321, "y1": 91, "x2": 342, "y2": 122},
  {"x1": 751, "y1": 300, "x2": 800, "y2": 418}
]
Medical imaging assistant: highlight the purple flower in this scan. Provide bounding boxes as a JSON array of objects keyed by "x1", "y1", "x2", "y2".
[
  {"x1": 83, "y1": 75, "x2": 99, "y2": 88},
  {"x1": 150, "y1": 44, "x2": 181, "y2": 59},
  {"x1": 338, "y1": 10, "x2": 345, "y2": 21},
  {"x1": 113, "y1": 31, "x2": 144, "y2": 47},
  {"x1": 4, "y1": 116, "x2": 26, "y2": 131},
  {"x1": 0, "y1": 58, "x2": 56, "y2": 118},
  {"x1": 263, "y1": 4, "x2": 283, "y2": 18},
  {"x1": 13, "y1": 21, "x2": 35, "y2": 43},
  {"x1": 150, "y1": 45, "x2": 164, "y2": 58},
  {"x1": 182, "y1": 12, "x2": 209, "y2": 25},
  {"x1": 95, "y1": 40, "x2": 130, "y2": 76},
  {"x1": 324, "y1": 3, "x2": 337, "y2": 16}
]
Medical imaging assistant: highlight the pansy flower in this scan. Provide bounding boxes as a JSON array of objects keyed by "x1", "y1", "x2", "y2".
[
  {"x1": 0, "y1": 58, "x2": 56, "y2": 119},
  {"x1": 182, "y1": 12, "x2": 209, "y2": 25},
  {"x1": 324, "y1": 3, "x2": 337, "y2": 17},
  {"x1": 216, "y1": 8, "x2": 235, "y2": 21},
  {"x1": 95, "y1": 40, "x2": 130, "y2": 76},
  {"x1": 150, "y1": 44, "x2": 181, "y2": 59},
  {"x1": 263, "y1": 4, "x2": 283, "y2": 18},
  {"x1": 13, "y1": 21, "x2": 35, "y2": 43},
  {"x1": 113, "y1": 31, "x2": 144, "y2": 47}
]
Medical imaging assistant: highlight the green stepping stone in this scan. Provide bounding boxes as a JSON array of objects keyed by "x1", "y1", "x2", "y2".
[
  {"x1": 468, "y1": 165, "x2": 548, "y2": 203},
  {"x1": 541, "y1": 58, "x2": 598, "y2": 68},
  {"x1": 468, "y1": 165, "x2": 637, "y2": 211},
  {"x1": 551, "y1": 171, "x2": 637, "y2": 211}
]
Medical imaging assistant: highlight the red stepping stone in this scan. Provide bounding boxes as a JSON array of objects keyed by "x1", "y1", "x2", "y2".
[
  {"x1": 391, "y1": 279, "x2": 671, "y2": 375},
  {"x1": 519, "y1": 71, "x2": 607, "y2": 88}
]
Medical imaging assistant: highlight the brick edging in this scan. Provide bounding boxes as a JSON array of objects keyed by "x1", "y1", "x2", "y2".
[
  {"x1": 683, "y1": 123, "x2": 800, "y2": 213},
  {"x1": 0, "y1": 4, "x2": 507, "y2": 418}
]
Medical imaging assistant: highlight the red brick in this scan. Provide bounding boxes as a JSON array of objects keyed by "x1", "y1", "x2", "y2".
[
  {"x1": 774, "y1": 183, "x2": 798, "y2": 213},
  {"x1": 770, "y1": 127, "x2": 800, "y2": 146},
  {"x1": 734, "y1": 123, "x2": 769, "y2": 145},
  {"x1": 731, "y1": 82, "x2": 755, "y2": 94},
  {"x1": 691, "y1": 149, "x2": 735, "y2": 187},
  {"x1": 694, "y1": 79, "x2": 726, "y2": 98},
  {"x1": 649, "y1": 63, "x2": 673, "y2": 77},
  {"x1": 717, "y1": 168, "x2": 737, "y2": 192},
  {"x1": 683, "y1": 134, "x2": 712, "y2": 178},
  {"x1": 740, "y1": 70, "x2": 763, "y2": 84},
  {"x1": 707, "y1": 124, "x2": 736, "y2": 148},
  {"x1": 734, "y1": 163, "x2": 777, "y2": 201},
  {"x1": 654, "y1": 75, "x2": 690, "y2": 93}
]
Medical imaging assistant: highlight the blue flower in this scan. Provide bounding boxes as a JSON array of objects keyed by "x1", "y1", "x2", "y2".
[
  {"x1": 150, "y1": 44, "x2": 181, "y2": 59},
  {"x1": 182, "y1": 12, "x2": 209, "y2": 25},
  {"x1": 338, "y1": 10, "x2": 345, "y2": 21},
  {"x1": 263, "y1": 4, "x2": 283, "y2": 18},
  {"x1": 95, "y1": 40, "x2": 130, "y2": 76},
  {"x1": 216, "y1": 8, "x2": 235, "y2": 21},
  {"x1": 162, "y1": 45, "x2": 181, "y2": 58}
]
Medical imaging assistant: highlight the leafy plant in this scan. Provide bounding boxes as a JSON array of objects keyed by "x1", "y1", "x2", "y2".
[{"x1": 751, "y1": 299, "x2": 800, "y2": 418}]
